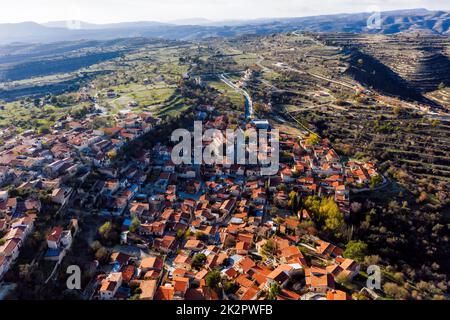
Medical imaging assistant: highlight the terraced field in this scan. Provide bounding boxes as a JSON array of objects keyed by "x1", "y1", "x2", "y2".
[
  {"x1": 426, "y1": 88, "x2": 450, "y2": 111},
  {"x1": 293, "y1": 102, "x2": 450, "y2": 189},
  {"x1": 317, "y1": 33, "x2": 450, "y2": 96}
]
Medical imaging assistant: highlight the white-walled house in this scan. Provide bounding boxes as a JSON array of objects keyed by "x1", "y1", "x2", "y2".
[
  {"x1": 47, "y1": 227, "x2": 63, "y2": 249},
  {"x1": 0, "y1": 238, "x2": 20, "y2": 264},
  {"x1": 0, "y1": 190, "x2": 8, "y2": 202},
  {"x1": 99, "y1": 272, "x2": 123, "y2": 300},
  {"x1": 0, "y1": 256, "x2": 10, "y2": 280}
]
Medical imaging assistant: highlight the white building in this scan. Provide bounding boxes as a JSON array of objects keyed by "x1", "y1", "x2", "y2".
[{"x1": 99, "y1": 272, "x2": 123, "y2": 300}]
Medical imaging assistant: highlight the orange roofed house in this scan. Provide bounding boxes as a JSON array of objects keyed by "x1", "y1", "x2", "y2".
[
  {"x1": 153, "y1": 235, "x2": 177, "y2": 254},
  {"x1": 99, "y1": 272, "x2": 123, "y2": 300},
  {"x1": 265, "y1": 265, "x2": 292, "y2": 289}
]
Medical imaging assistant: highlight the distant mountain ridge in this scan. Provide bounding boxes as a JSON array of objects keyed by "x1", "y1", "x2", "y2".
[
  {"x1": 0, "y1": 8, "x2": 448, "y2": 45},
  {"x1": 42, "y1": 20, "x2": 169, "y2": 30}
]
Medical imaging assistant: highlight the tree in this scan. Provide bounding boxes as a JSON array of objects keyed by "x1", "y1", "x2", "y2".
[
  {"x1": 261, "y1": 240, "x2": 277, "y2": 257},
  {"x1": 393, "y1": 106, "x2": 402, "y2": 116},
  {"x1": 254, "y1": 102, "x2": 270, "y2": 114},
  {"x1": 95, "y1": 246, "x2": 109, "y2": 263},
  {"x1": 98, "y1": 221, "x2": 119, "y2": 245},
  {"x1": 195, "y1": 232, "x2": 209, "y2": 242},
  {"x1": 353, "y1": 292, "x2": 370, "y2": 300},
  {"x1": 33, "y1": 98, "x2": 41, "y2": 107},
  {"x1": 335, "y1": 273, "x2": 352, "y2": 286},
  {"x1": 305, "y1": 196, "x2": 344, "y2": 233},
  {"x1": 370, "y1": 175, "x2": 383, "y2": 189},
  {"x1": 288, "y1": 191, "x2": 299, "y2": 212},
  {"x1": 221, "y1": 258, "x2": 232, "y2": 268},
  {"x1": 364, "y1": 255, "x2": 381, "y2": 266},
  {"x1": 18, "y1": 264, "x2": 32, "y2": 281},
  {"x1": 107, "y1": 150, "x2": 118, "y2": 159},
  {"x1": 320, "y1": 198, "x2": 344, "y2": 231},
  {"x1": 344, "y1": 240, "x2": 368, "y2": 262},
  {"x1": 304, "y1": 196, "x2": 321, "y2": 215},
  {"x1": 269, "y1": 207, "x2": 278, "y2": 216},
  {"x1": 430, "y1": 119, "x2": 440, "y2": 127},
  {"x1": 38, "y1": 126, "x2": 51, "y2": 134},
  {"x1": 306, "y1": 133, "x2": 320, "y2": 145},
  {"x1": 98, "y1": 221, "x2": 112, "y2": 238},
  {"x1": 383, "y1": 282, "x2": 410, "y2": 300},
  {"x1": 176, "y1": 229, "x2": 185, "y2": 239},
  {"x1": 268, "y1": 283, "x2": 281, "y2": 300},
  {"x1": 129, "y1": 217, "x2": 141, "y2": 233},
  {"x1": 224, "y1": 236, "x2": 236, "y2": 248},
  {"x1": 91, "y1": 240, "x2": 102, "y2": 252},
  {"x1": 354, "y1": 95, "x2": 367, "y2": 104},
  {"x1": 192, "y1": 253, "x2": 207, "y2": 269},
  {"x1": 223, "y1": 281, "x2": 238, "y2": 294},
  {"x1": 205, "y1": 270, "x2": 222, "y2": 289}
]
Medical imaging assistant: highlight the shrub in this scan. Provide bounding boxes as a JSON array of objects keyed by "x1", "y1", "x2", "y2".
[
  {"x1": 344, "y1": 240, "x2": 368, "y2": 262},
  {"x1": 383, "y1": 282, "x2": 410, "y2": 300}
]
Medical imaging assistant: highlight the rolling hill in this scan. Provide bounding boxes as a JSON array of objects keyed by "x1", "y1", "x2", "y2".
[{"x1": 0, "y1": 9, "x2": 448, "y2": 45}]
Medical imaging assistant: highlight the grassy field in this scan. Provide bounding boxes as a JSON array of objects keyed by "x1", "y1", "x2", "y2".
[
  {"x1": 206, "y1": 79, "x2": 245, "y2": 106},
  {"x1": 0, "y1": 101, "x2": 93, "y2": 131},
  {"x1": 108, "y1": 84, "x2": 177, "y2": 112},
  {"x1": 154, "y1": 95, "x2": 190, "y2": 118},
  {"x1": 262, "y1": 70, "x2": 281, "y2": 81},
  {"x1": 0, "y1": 41, "x2": 215, "y2": 131},
  {"x1": 232, "y1": 53, "x2": 259, "y2": 68}
]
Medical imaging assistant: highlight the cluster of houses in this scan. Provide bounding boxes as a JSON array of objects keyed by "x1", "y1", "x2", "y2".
[
  {"x1": 0, "y1": 84, "x2": 379, "y2": 299},
  {"x1": 345, "y1": 161, "x2": 380, "y2": 187},
  {"x1": 0, "y1": 189, "x2": 37, "y2": 280},
  {"x1": 0, "y1": 103, "x2": 160, "y2": 282},
  {"x1": 88, "y1": 105, "x2": 378, "y2": 301}
]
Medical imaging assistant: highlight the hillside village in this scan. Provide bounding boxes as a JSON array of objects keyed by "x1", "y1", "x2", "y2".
[
  {"x1": 0, "y1": 81, "x2": 381, "y2": 300},
  {"x1": 0, "y1": 27, "x2": 447, "y2": 302},
  {"x1": 0, "y1": 92, "x2": 159, "y2": 285}
]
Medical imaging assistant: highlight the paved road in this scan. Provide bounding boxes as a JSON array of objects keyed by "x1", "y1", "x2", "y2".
[
  {"x1": 220, "y1": 74, "x2": 253, "y2": 119},
  {"x1": 256, "y1": 56, "x2": 274, "y2": 74},
  {"x1": 351, "y1": 175, "x2": 389, "y2": 194}
]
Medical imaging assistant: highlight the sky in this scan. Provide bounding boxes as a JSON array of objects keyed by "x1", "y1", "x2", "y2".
[{"x1": 0, "y1": 0, "x2": 449, "y2": 24}]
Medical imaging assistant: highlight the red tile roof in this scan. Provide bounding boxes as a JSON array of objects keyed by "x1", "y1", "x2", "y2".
[
  {"x1": 47, "y1": 226, "x2": 63, "y2": 242},
  {"x1": 155, "y1": 286, "x2": 174, "y2": 300}
]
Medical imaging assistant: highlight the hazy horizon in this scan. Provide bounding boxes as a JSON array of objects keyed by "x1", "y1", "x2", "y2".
[{"x1": 0, "y1": 0, "x2": 449, "y2": 25}]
